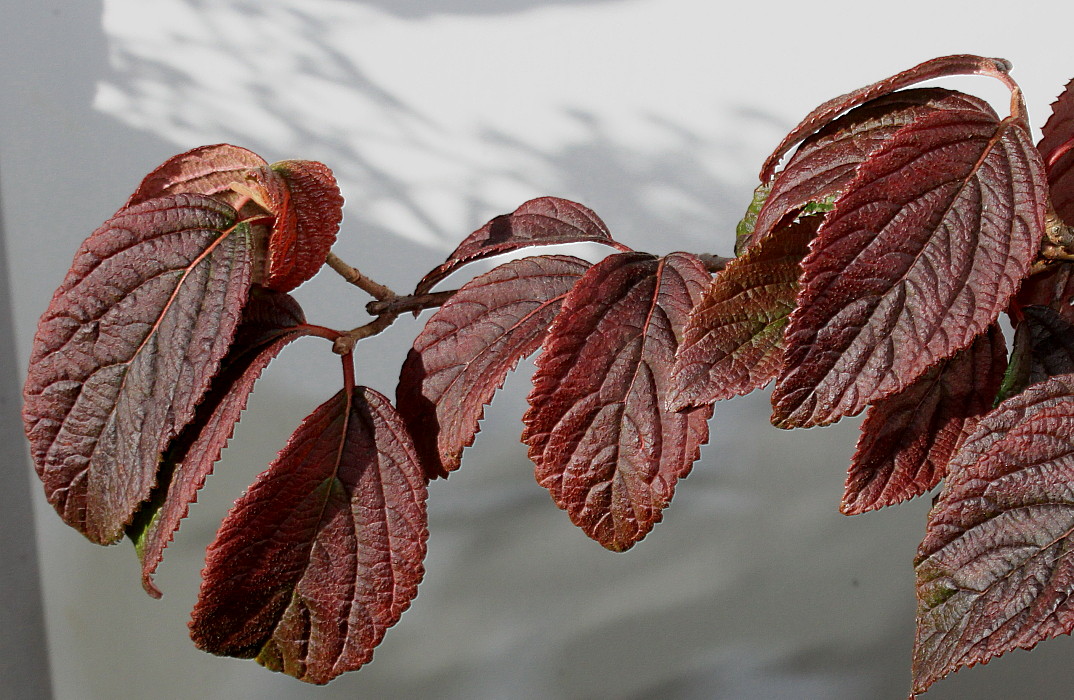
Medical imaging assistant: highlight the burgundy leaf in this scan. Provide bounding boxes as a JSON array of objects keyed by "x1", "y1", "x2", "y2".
[
  {"x1": 190, "y1": 386, "x2": 427, "y2": 684},
  {"x1": 414, "y1": 197, "x2": 628, "y2": 295},
  {"x1": 669, "y1": 217, "x2": 816, "y2": 411},
  {"x1": 23, "y1": 194, "x2": 253, "y2": 544},
  {"x1": 1017, "y1": 262, "x2": 1074, "y2": 322},
  {"x1": 1038, "y1": 78, "x2": 1074, "y2": 223},
  {"x1": 398, "y1": 255, "x2": 589, "y2": 479},
  {"x1": 913, "y1": 374, "x2": 1074, "y2": 695},
  {"x1": 1021, "y1": 305, "x2": 1074, "y2": 383},
  {"x1": 744, "y1": 89, "x2": 991, "y2": 252},
  {"x1": 245, "y1": 160, "x2": 344, "y2": 293},
  {"x1": 841, "y1": 325, "x2": 1005, "y2": 516},
  {"x1": 128, "y1": 287, "x2": 311, "y2": 598},
  {"x1": 522, "y1": 252, "x2": 713, "y2": 551},
  {"x1": 127, "y1": 144, "x2": 267, "y2": 208},
  {"x1": 760, "y1": 55, "x2": 1016, "y2": 182},
  {"x1": 771, "y1": 108, "x2": 1048, "y2": 428}
]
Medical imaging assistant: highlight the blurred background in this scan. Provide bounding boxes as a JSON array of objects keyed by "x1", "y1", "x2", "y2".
[{"x1": 3, "y1": 1, "x2": 1074, "y2": 698}]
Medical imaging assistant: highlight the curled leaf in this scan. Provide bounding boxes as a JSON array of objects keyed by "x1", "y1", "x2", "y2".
[
  {"x1": 772, "y1": 107, "x2": 1048, "y2": 428},
  {"x1": 760, "y1": 54, "x2": 1017, "y2": 182},
  {"x1": 414, "y1": 197, "x2": 627, "y2": 295},
  {"x1": 190, "y1": 386, "x2": 427, "y2": 684},
  {"x1": 523, "y1": 252, "x2": 712, "y2": 551},
  {"x1": 1038, "y1": 78, "x2": 1074, "y2": 223},
  {"x1": 128, "y1": 287, "x2": 310, "y2": 597},
  {"x1": 669, "y1": 217, "x2": 816, "y2": 411},
  {"x1": 398, "y1": 255, "x2": 589, "y2": 479},
  {"x1": 913, "y1": 374, "x2": 1074, "y2": 694},
  {"x1": 745, "y1": 89, "x2": 990, "y2": 252},
  {"x1": 23, "y1": 194, "x2": 253, "y2": 544},
  {"x1": 245, "y1": 160, "x2": 344, "y2": 293},
  {"x1": 127, "y1": 144, "x2": 267, "y2": 209},
  {"x1": 841, "y1": 325, "x2": 1005, "y2": 515}
]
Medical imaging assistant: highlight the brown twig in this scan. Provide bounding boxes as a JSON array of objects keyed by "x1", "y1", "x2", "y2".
[
  {"x1": 367, "y1": 290, "x2": 456, "y2": 316},
  {"x1": 325, "y1": 252, "x2": 397, "y2": 301}
]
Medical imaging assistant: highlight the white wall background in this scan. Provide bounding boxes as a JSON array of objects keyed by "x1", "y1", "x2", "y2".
[{"x1": 3, "y1": 1, "x2": 1074, "y2": 698}]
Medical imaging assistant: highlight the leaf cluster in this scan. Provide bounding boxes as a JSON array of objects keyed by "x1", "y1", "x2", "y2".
[{"x1": 21, "y1": 55, "x2": 1074, "y2": 695}]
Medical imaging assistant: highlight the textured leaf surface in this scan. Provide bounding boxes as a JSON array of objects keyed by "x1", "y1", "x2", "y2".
[
  {"x1": 760, "y1": 55, "x2": 1015, "y2": 181},
  {"x1": 190, "y1": 386, "x2": 427, "y2": 684},
  {"x1": 414, "y1": 197, "x2": 626, "y2": 295},
  {"x1": 129, "y1": 288, "x2": 310, "y2": 597},
  {"x1": 23, "y1": 194, "x2": 252, "y2": 544},
  {"x1": 913, "y1": 374, "x2": 1074, "y2": 694},
  {"x1": 1019, "y1": 306, "x2": 1074, "y2": 385},
  {"x1": 522, "y1": 252, "x2": 712, "y2": 551},
  {"x1": 771, "y1": 108, "x2": 1047, "y2": 428},
  {"x1": 841, "y1": 325, "x2": 1005, "y2": 515},
  {"x1": 250, "y1": 160, "x2": 344, "y2": 293},
  {"x1": 127, "y1": 144, "x2": 266, "y2": 208},
  {"x1": 745, "y1": 89, "x2": 990, "y2": 252},
  {"x1": 669, "y1": 217, "x2": 815, "y2": 411},
  {"x1": 1038, "y1": 79, "x2": 1074, "y2": 223},
  {"x1": 398, "y1": 255, "x2": 589, "y2": 479}
]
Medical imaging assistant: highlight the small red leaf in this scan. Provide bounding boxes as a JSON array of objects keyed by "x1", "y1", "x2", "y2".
[
  {"x1": 913, "y1": 374, "x2": 1074, "y2": 694},
  {"x1": 129, "y1": 287, "x2": 310, "y2": 598},
  {"x1": 669, "y1": 217, "x2": 815, "y2": 410},
  {"x1": 190, "y1": 386, "x2": 427, "y2": 684},
  {"x1": 745, "y1": 89, "x2": 990, "y2": 252},
  {"x1": 771, "y1": 108, "x2": 1048, "y2": 428},
  {"x1": 398, "y1": 255, "x2": 589, "y2": 479},
  {"x1": 760, "y1": 55, "x2": 1016, "y2": 182},
  {"x1": 523, "y1": 252, "x2": 713, "y2": 551},
  {"x1": 414, "y1": 197, "x2": 628, "y2": 295},
  {"x1": 250, "y1": 160, "x2": 344, "y2": 293},
  {"x1": 23, "y1": 194, "x2": 253, "y2": 544},
  {"x1": 841, "y1": 325, "x2": 1006, "y2": 515},
  {"x1": 1038, "y1": 78, "x2": 1074, "y2": 223},
  {"x1": 127, "y1": 144, "x2": 267, "y2": 208}
]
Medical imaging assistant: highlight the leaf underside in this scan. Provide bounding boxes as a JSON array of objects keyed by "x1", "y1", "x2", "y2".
[
  {"x1": 772, "y1": 107, "x2": 1047, "y2": 428},
  {"x1": 190, "y1": 386, "x2": 427, "y2": 685},
  {"x1": 256, "y1": 160, "x2": 345, "y2": 293},
  {"x1": 745, "y1": 88, "x2": 990, "y2": 253},
  {"x1": 397, "y1": 255, "x2": 590, "y2": 479},
  {"x1": 523, "y1": 252, "x2": 713, "y2": 552},
  {"x1": 414, "y1": 197, "x2": 627, "y2": 295},
  {"x1": 128, "y1": 287, "x2": 310, "y2": 597},
  {"x1": 913, "y1": 374, "x2": 1074, "y2": 695},
  {"x1": 841, "y1": 324, "x2": 1006, "y2": 515},
  {"x1": 1038, "y1": 78, "x2": 1074, "y2": 223},
  {"x1": 760, "y1": 54, "x2": 1015, "y2": 182},
  {"x1": 127, "y1": 144, "x2": 267, "y2": 209},
  {"x1": 23, "y1": 194, "x2": 253, "y2": 544},
  {"x1": 669, "y1": 216, "x2": 816, "y2": 410}
]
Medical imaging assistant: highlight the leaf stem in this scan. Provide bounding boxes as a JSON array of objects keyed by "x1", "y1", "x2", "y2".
[
  {"x1": 367, "y1": 290, "x2": 456, "y2": 316},
  {"x1": 325, "y1": 252, "x2": 397, "y2": 301},
  {"x1": 1038, "y1": 207, "x2": 1074, "y2": 264}
]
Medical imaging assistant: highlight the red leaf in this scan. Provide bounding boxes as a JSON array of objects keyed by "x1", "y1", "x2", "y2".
[
  {"x1": 397, "y1": 255, "x2": 589, "y2": 479},
  {"x1": 128, "y1": 287, "x2": 310, "y2": 598},
  {"x1": 744, "y1": 89, "x2": 991, "y2": 252},
  {"x1": 522, "y1": 252, "x2": 713, "y2": 551},
  {"x1": 760, "y1": 55, "x2": 1016, "y2": 182},
  {"x1": 190, "y1": 386, "x2": 427, "y2": 684},
  {"x1": 669, "y1": 217, "x2": 815, "y2": 411},
  {"x1": 913, "y1": 374, "x2": 1074, "y2": 694},
  {"x1": 1017, "y1": 261, "x2": 1074, "y2": 320},
  {"x1": 414, "y1": 197, "x2": 628, "y2": 295},
  {"x1": 127, "y1": 144, "x2": 267, "y2": 208},
  {"x1": 246, "y1": 160, "x2": 344, "y2": 293},
  {"x1": 23, "y1": 194, "x2": 254, "y2": 544},
  {"x1": 771, "y1": 108, "x2": 1048, "y2": 428},
  {"x1": 1019, "y1": 306, "x2": 1074, "y2": 384},
  {"x1": 841, "y1": 325, "x2": 1006, "y2": 515},
  {"x1": 1038, "y1": 78, "x2": 1074, "y2": 223}
]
